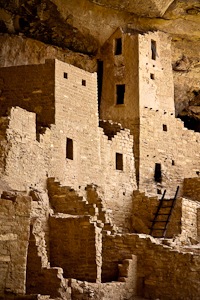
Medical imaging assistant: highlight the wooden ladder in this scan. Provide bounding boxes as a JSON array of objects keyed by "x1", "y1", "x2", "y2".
[{"x1": 149, "y1": 186, "x2": 179, "y2": 238}]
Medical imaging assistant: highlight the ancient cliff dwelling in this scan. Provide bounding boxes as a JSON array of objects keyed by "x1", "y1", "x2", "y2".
[{"x1": 1, "y1": 1, "x2": 200, "y2": 300}]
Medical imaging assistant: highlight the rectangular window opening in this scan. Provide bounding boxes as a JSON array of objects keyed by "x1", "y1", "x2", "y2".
[
  {"x1": 64, "y1": 72, "x2": 68, "y2": 79},
  {"x1": 115, "y1": 38, "x2": 122, "y2": 55},
  {"x1": 116, "y1": 84, "x2": 125, "y2": 105},
  {"x1": 150, "y1": 73, "x2": 155, "y2": 80},
  {"x1": 163, "y1": 124, "x2": 167, "y2": 131},
  {"x1": 151, "y1": 40, "x2": 157, "y2": 60},
  {"x1": 116, "y1": 153, "x2": 123, "y2": 171},
  {"x1": 66, "y1": 138, "x2": 73, "y2": 160},
  {"x1": 82, "y1": 79, "x2": 86, "y2": 86},
  {"x1": 172, "y1": 160, "x2": 175, "y2": 166},
  {"x1": 154, "y1": 163, "x2": 162, "y2": 183},
  {"x1": 157, "y1": 189, "x2": 162, "y2": 194}
]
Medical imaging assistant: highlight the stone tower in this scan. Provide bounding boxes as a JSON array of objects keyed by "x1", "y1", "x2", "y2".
[{"x1": 100, "y1": 28, "x2": 180, "y2": 196}]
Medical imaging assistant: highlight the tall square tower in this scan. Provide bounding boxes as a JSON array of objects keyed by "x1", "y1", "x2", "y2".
[{"x1": 100, "y1": 28, "x2": 175, "y2": 195}]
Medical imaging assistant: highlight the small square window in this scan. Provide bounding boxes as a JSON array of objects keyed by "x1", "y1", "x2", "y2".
[
  {"x1": 116, "y1": 153, "x2": 123, "y2": 170},
  {"x1": 64, "y1": 72, "x2": 68, "y2": 79},
  {"x1": 150, "y1": 73, "x2": 155, "y2": 80},
  {"x1": 82, "y1": 80, "x2": 86, "y2": 86},
  {"x1": 163, "y1": 124, "x2": 167, "y2": 131},
  {"x1": 66, "y1": 138, "x2": 73, "y2": 160}
]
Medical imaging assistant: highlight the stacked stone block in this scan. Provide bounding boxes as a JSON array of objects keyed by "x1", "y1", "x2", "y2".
[
  {"x1": 103, "y1": 233, "x2": 200, "y2": 300},
  {"x1": 50, "y1": 215, "x2": 102, "y2": 283},
  {"x1": 0, "y1": 194, "x2": 31, "y2": 298}
]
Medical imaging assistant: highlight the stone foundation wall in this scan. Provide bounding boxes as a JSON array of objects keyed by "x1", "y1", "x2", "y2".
[
  {"x1": 102, "y1": 233, "x2": 200, "y2": 300},
  {"x1": 0, "y1": 194, "x2": 31, "y2": 298}
]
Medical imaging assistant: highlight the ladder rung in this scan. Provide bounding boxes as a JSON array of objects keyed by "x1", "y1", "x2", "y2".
[
  {"x1": 155, "y1": 213, "x2": 170, "y2": 215},
  {"x1": 150, "y1": 220, "x2": 167, "y2": 222},
  {"x1": 162, "y1": 199, "x2": 173, "y2": 201},
  {"x1": 151, "y1": 228, "x2": 165, "y2": 230},
  {"x1": 160, "y1": 206, "x2": 172, "y2": 208},
  {"x1": 153, "y1": 236, "x2": 164, "y2": 238}
]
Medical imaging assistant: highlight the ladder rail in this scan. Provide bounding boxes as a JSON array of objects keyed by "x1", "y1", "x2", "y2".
[
  {"x1": 163, "y1": 186, "x2": 179, "y2": 238},
  {"x1": 149, "y1": 186, "x2": 179, "y2": 238},
  {"x1": 149, "y1": 189, "x2": 166, "y2": 235}
]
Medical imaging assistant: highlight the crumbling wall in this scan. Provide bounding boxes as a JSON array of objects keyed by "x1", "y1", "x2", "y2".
[
  {"x1": 139, "y1": 107, "x2": 200, "y2": 197},
  {"x1": 0, "y1": 194, "x2": 31, "y2": 298},
  {"x1": 0, "y1": 59, "x2": 137, "y2": 232},
  {"x1": 50, "y1": 215, "x2": 102, "y2": 283},
  {"x1": 1, "y1": 107, "x2": 50, "y2": 191},
  {"x1": 70, "y1": 255, "x2": 137, "y2": 299},
  {"x1": 102, "y1": 233, "x2": 200, "y2": 300}
]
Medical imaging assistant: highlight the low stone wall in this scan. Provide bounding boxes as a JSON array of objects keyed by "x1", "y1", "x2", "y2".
[
  {"x1": 102, "y1": 233, "x2": 200, "y2": 300},
  {"x1": 70, "y1": 255, "x2": 137, "y2": 299},
  {"x1": 0, "y1": 194, "x2": 31, "y2": 298}
]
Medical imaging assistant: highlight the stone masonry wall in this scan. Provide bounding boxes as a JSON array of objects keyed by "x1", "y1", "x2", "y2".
[
  {"x1": 0, "y1": 59, "x2": 137, "y2": 232},
  {"x1": 132, "y1": 191, "x2": 182, "y2": 238},
  {"x1": 181, "y1": 197, "x2": 200, "y2": 239},
  {"x1": 50, "y1": 215, "x2": 102, "y2": 283},
  {"x1": 139, "y1": 31, "x2": 174, "y2": 114},
  {"x1": 99, "y1": 126, "x2": 137, "y2": 232},
  {"x1": 0, "y1": 194, "x2": 31, "y2": 298},
  {"x1": 70, "y1": 255, "x2": 137, "y2": 299},
  {"x1": 1, "y1": 107, "x2": 50, "y2": 191},
  {"x1": 139, "y1": 107, "x2": 200, "y2": 197},
  {"x1": 102, "y1": 233, "x2": 200, "y2": 300},
  {"x1": 53, "y1": 59, "x2": 101, "y2": 189},
  {"x1": 0, "y1": 61, "x2": 55, "y2": 127},
  {"x1": 183, "y1": 177, "x2": 200, "y2": 201}
]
